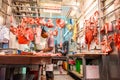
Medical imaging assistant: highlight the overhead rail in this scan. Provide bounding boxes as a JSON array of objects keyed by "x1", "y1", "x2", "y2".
[{"x1": 101, "y1": 0, "x2": 114, "y2": 11}]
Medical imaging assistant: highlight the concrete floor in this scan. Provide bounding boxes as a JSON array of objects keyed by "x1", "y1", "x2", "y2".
[
  {"x1": 41, "y1": 74, "x2": 74, "y2": 80},
  {"x1": 42, "y1": 69, "x2": 74, "y2": 80},
  {"x1": 54, "y1": 74, "x2": 74, "y2": 80}
]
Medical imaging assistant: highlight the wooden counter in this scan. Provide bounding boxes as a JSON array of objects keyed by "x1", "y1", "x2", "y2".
[
  {"x1": 0, "y1": 55, "x2": 65, "y2": 80},
  {"x1": 0, "y1": 55, "x2": 52, "y2": 65}
]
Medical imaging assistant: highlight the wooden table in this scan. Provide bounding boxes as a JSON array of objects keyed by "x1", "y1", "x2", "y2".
[{"x1": 0, "y1": 55, "x2": 52, "y2": 80}]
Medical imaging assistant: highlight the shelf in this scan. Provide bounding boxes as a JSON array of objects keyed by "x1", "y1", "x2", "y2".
[
  {"x1": 69, "y1": 70, "x2": 83, "y2": 79},
  {"x1": 68, "y1": 52, "x2": 108, "y2": 59}
]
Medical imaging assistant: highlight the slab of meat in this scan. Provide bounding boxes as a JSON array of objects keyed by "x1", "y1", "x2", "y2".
[
  {"x1": 93, "y1": 26, "x2": 98, "y2": 36},
  {"x1": 104, "y1": 23, "x2": 109, "y2": 34},
  {"x1": 108, "y1": 23, "x2": 113, "y2": 32},
  {"x1": 114, "y1": 33, "x2": 120, "y2": 50},
  {"x1": 35, "y1": 18, "x2": 40, "y2": 26},
  {"x1": 10, "y1": 25, "x2": 34, "y2": 44},
  {"x1": 90, "y1": 16, "x2": 95, "y2": 24},
  {"x1": 17, "y1": 35, "x2": 30, "y2": 44},
  {"x1": 85, "y1": 27, "x2": 93, "y2": 50},
  {"x1": 94, "y1": 37, "x2": 99, "y2": 45},
  {"x1": 28, "y1": 18, "x2": 35, "y2": 24},
  {"x1": 101, "y1": 36, "x2": 112, "y2": 53},
  {"x1": 24, "y1": 27, "x2": 34, "y2": 41},
  {"x1": 101, "y1": 23, "x2": 109, "y2": 34},
  {"x1": 46, "y1": 19, "x2": 54, "y2": 28},
  {"x1": 21, "y1": 17, "x2": 28, "y2": 23},
  {"x1": 52, "y1": 29, "x2": 58, "y2": 36},
  {"x1": 10, "y1": 25, "x2": 17, "y2": 35},
  {"x1": 116, "y1": 19, "x2": 120, "y2": 30},
  {"x1": 56, "y1": 19, "x2": 65, "y2": 28},
  {"x1": 40, "y1": 18, "x2": 46, "y2": 26},
  {"x1": 94, "y1": 11, "x2": 99, "y2": 25}
]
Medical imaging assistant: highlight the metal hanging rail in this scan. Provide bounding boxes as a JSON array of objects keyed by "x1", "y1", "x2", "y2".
[
  {"x1": 0, "y1": 9, "x2": 10, "y2": 16},
  {"x1": 12, "y1": 0, "x2": 37, "y2": 4},
  {"x1": 11, "y1": 5, "x2": 62, "y2": 10},
  {"x1": 101, "y1": 0, "x2": 114, "y2": 11},
  {"x1": 14, "y1": 14, "x2": 77, "y2": 19},
  {"x1": 102, "y1": 6, "x2": 120, "y2": 18},
  {"x1": 16, "y1": 10, "x2": 41, "y2": 14},
  {"x1": 14, "y1": 15, "x2": 60, "y2": 19}
]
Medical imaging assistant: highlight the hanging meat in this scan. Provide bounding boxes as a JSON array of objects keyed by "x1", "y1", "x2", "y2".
[
  {"x1": 85, "y1": 27, "x2": 94, "y2": 50},
  {"x1": 116, "y1": 19, "x2": 120, "y2": 30},
  {"x1": 40, "y1": 18, "x2": 46, "y2": 26},
  {"x1": 22, "y1": 17, "x2": 28, "y2": 23},
  {"x1": 94, "y1": 11, "x2": 99, "y2": 25},
  {"x1": 46, "y1": 19, "x2": 54, "y2": 28},
  {"x1": 10, "y1": 25, "x2": 34, "y2": 44},
  {"x1": 93, "y1": 25, "x2": 98, "y2": 36},
  {"x1": 10, "y1": 25, "x2": 17, "y2": 35},
  {"x1": 13, "y1": 25, "x2": 30, "y2": 44},
  {"x1": 94, "y1": 37, "x2": 99, "y2": 45},
  {"x1": 17, "y1": 35, "x2": 30, "y2": 44},
  {"x1": 108, "y1": 23, "x2": 113, "y2": 32},
  {"x1": 101, "y1": 23, "x2": 109, "y2": 34},
  {"x1": 52, "y1": 29, "x2": 58, "y2": 36},
  {"x1": 24, "y1": 27, "x2": 34, "y2": 41},
  {"x1": 114, "y1": 33, "x2": 120, "y2": 50},
  {"x1": 101, "y1": 36, "x2": 112, "y2": 53},
  {"x1": 90, "y1": 16, "x2": 95, "y2": 24},
  {"x1": 35, "y1": 18, "x2": 40, "y2": 26},
  {"x1": 28, "y1": 18, "x2": 35, "y2": 24},
  {"x1": 56, "y1": 18, "x2": 65, "y2": 28}
]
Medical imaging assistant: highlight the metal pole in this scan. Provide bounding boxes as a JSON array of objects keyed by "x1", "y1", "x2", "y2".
[{"x1": 11, "y1": 5, "x2": 62, "y2": 10}]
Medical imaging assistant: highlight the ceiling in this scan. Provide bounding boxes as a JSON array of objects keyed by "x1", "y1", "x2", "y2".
[{"x1": 11, "y1": 0, "x2": 81, "y2": 20}]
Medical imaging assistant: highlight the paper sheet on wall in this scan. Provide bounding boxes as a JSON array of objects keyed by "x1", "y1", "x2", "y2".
[{"x1": 86, "y1": 65, "x2": 100, "y2": 79}]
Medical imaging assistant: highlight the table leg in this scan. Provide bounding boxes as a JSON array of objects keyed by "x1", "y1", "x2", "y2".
[
  {"x1": 38, "y1": 65, "x2": 41, "y2": 80},
  {"x1": 82, "y1": 56, "x2": 86, "y2": 80},
  {"x1": 9, "y1": 68, "x2": 14, "y2": 80}
]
